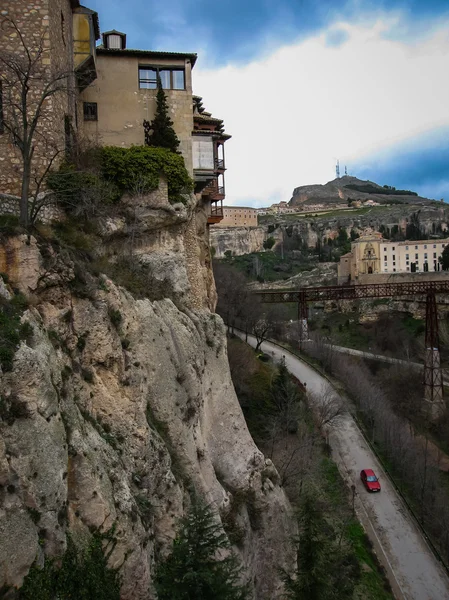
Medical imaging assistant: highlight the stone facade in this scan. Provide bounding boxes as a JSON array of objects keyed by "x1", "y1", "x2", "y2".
[{"x1": 0, "y1": 0, "x2": 77, "y2": 196}]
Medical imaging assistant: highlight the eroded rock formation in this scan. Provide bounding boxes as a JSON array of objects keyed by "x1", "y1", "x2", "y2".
[{"x1": 0, "y1": 191, "x2": 295, "y2": 599}]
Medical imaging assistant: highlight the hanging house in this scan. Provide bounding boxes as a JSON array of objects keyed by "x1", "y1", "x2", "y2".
[{"x1": 192, "y1": 96, "x2": 231, "y2": 224}]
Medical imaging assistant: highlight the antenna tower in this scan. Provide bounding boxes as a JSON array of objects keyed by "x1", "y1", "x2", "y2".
[{"x1": 336, "y1": 160, "x2": 340, "y2": 179}]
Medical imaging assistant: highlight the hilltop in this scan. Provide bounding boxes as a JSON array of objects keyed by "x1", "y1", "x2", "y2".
[{"x1": 289, "y1": 175, "x2": 437, "y2": 208}]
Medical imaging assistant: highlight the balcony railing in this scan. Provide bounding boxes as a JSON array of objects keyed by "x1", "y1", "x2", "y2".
[
  {"x1": 210, "y1": 200, "x2": 223, "y2": 216},
  {"x1": 214, "y1": 158, "x2": 225, "y2": 170}
]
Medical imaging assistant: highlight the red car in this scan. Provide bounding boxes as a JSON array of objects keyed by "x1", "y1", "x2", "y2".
[{"x1": 360, "y1": 469, "x2": 381, "y2": 492}]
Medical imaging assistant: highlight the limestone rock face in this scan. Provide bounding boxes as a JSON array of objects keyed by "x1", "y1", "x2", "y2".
[
  {"x1": 210, "y1": 226, "x2": 283, "y2": 258},
  {"x1": 0, "y1": 196, "x2": 295, "y2": 599}
]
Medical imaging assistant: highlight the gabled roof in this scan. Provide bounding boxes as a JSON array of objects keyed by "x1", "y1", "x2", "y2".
[{"x1": 96, "y1": 48, "x2": 197, "y2": 66}]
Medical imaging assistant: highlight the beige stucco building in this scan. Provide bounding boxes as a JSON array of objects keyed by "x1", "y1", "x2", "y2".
[
  {"x1": 80, "y1": 32, "x2": 197, "y2": 175},
  {"x1": 338, "y1": 229, "x2": 449, "y2": 284},
  {"x1": 213, "y1": 206, "x2": 258, "y2": 227}
]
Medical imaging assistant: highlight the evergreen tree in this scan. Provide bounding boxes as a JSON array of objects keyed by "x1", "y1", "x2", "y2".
[
  {"x1": 282, "y1": 493, "x2": 360, "y2": 600},
  {"x1": 143, "y1": 78, "x2": 180, "y2": 152},
  {"x1": 439, "y1": 245, "x2": 449, "y2": 270},
  {"x1": 155, "y1": 499, "x2": 249, "y2": 600}
]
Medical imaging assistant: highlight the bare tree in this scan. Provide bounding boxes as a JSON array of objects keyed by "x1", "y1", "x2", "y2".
[
  {"x1": 0, "y1": 17, "x2": 72, "y2": 228},
  {"x1": 308, "y1": 383, "x2": 346, "y2": 442}
]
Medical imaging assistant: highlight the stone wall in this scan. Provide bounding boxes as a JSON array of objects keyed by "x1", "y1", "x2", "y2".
[
  {"x1": 0, "y1": 0, "x2": 76, "y2": 196},
  {"x1": 356, "y1": 271, "x2": 449, "y2": 285}
]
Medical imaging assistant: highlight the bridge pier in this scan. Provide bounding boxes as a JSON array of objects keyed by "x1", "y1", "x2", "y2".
[
  {"x1": 297, "y1": 291, "x2": 309, "y2": 346},
  {"x1": 424, "y1": 291, "x2": 445, "y2": 419}
]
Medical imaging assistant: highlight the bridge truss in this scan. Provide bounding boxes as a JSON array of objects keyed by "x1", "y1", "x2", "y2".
[{"x1": 256, "y1": 280, "x2": 449, "y2": 418}]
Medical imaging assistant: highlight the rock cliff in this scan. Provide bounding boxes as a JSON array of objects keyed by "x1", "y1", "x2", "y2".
[
  {"x1": 211, "y1": 203, "x2": 449, "y2": 259},
  {"x1": 0, "y1": 191, "x2": 295, "y2": 598},
  {"x1": 210, "y1": 226, "x2": 283, "y2": 258}
]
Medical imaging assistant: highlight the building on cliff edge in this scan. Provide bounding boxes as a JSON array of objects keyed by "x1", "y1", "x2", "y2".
[
  {"x1": 212, "y1": 206, "x2": 258, "y2": 228},
  {"x1": 0, "y1": 6, "x2": 230, "y2": 225},
  {"x1": 338, "y1": 228, "x2": 449, "y2": 284}
]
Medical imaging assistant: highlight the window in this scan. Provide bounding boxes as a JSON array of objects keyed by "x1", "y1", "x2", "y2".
[
  {"x1": 406, "y1": 245, "x2": 409, "y2": 250},
  {"x1": 139, "y1": 67, "x2": 185, "y2": 90},
  {"x1": 83, "y1": 102, "x2": 98, "y2": 121},
  {"x1": 433, "y1": 244, "x2": 437, "y2": 248},
  {"x1": 415, "y1": 253, "x2": 418, "y2": 259},
  {"x1": 434, "y1": 253, "x2": 437, "y2": 258},
  {"x1": 392, "y1": 247, "x2": 395, "y2": 250},
  {"x1": 424, "y1": 244, "x2": 427, "y2": 249},
  {"x1": 406, "y1": 260, "x2": 409, "y2": 265},
  {"x1": 393, "y1": 261, "x2": 396, "y2": 266},
  {"x1": 384, "y1": 247, "x2": 387, "y2": 251},
  {"x1": 406, "y1": 254, "x2": 409, "y2": 259},
  {"x1": 415, "y1": 245, "x2": 418, "y2": 249},
  {"x1": 393, "y1": 268, "x2": 396, "y2": 272},
  {"x1": 392, "y1": 254, "x2": 395, "y2": 260},
  {"x1": 424, "y1": 253, "x2": 428, "y2": 259}
]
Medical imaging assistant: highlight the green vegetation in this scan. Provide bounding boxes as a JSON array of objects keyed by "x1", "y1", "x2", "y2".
[
  {"x1": 227, "y1": 336, "x2": 392, "y2": 599},
  {"x1": 18, "y1": 529, "x2": 120, "y2": 600},
  {"x1": 219, "y1": 251, "x2": 315, "y2": 282},
  {"x1": 100, "y1": 146, "x2": 193, "y2": 204},
  {"x1": 143, "y1": 78, "x2": 181, "y2": 153},
  {"x1": 345, "y1": 183, "x2": 417, "y2": 196},
  {"x1": 48, "y1": 145, "x2": 193, "y2": 208},
  {"x1": 155, "y1": 498, "x2": 250, "y2": 600},
  {"x1": 440, "y1": 244, "x2": 449, "y2": 270},
  {"x1": 0, "y1": 286, "x2": 33, "y2": 372},
  {"x1": 263, "y1": 236, "x2": 276, "y2": 249}
]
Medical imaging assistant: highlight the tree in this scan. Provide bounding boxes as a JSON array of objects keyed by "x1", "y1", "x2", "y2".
[
  {"x1": 282, "y1": 493, "x2": 360, "y2": 600},
  {"x1": 143, "y1": 78, "x2": 180, "y2": 152},
  {"x1": 439, "y1": 245, "x2": 449, "y2": 270},
  {"x1": 0, "y1": 17, "x2": 71, "y2": 228},
  {"x1": 155, "y1": 499, "x2": 249, "y2": 600}
]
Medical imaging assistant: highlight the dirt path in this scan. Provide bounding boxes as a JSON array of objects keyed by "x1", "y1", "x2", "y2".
[{"x1": 237, "y1": 333, "x2": 449, "y2": 600}]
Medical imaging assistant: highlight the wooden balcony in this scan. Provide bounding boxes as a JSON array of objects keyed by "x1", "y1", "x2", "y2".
[
  {"x1": 207, "y1": 199, "x2": 223, "y2": 224},
  {"x1": 214, "y1": 158, "x2": 225, "y2": 170}
]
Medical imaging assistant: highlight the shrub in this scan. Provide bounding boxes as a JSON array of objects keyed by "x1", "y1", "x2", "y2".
[
  {"x1": 100, "y1": 146, "x2": 193, "y2": 204},
  {"x1": 0, "y1": 292, "x2": 32, "y2": 372},
  {"x1": 18, "y1": 529, "x2": 121, "y2": 600},
  {"x1": 263, "y1": 237, "x2": 275, "y2": 250},
  {"x1": 108, "y1": 308, "x2": 122, "y2": 328},
  {"x1": 47, "y1": 162, "x2": 120, "y2": 216}
]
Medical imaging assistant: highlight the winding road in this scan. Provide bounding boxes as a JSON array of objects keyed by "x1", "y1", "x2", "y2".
[{"x1": 237, "y1": 333, "x2": 449, "y2": 600}]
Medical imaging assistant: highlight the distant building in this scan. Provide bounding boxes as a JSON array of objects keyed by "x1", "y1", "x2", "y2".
[
  {"x1": 270, "y1": 201, "x2": 298, "y2": 214},
  {"x1": 213, "y1": 206, "x2": 258, "y2": 227},
  {"x1": 338, "y1": 228, "x2": 449, "y2": 284}
]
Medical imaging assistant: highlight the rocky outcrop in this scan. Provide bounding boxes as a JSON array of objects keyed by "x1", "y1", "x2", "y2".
[
  {"x1": 210, "y1": 226, "x2": 283, "y2": 258},
  {"x1": 289, "y1": 175, "x2": 435, "y2": 207},
  {"x1": 0, "y1": 193, "x2": 295, "y2": 598}
]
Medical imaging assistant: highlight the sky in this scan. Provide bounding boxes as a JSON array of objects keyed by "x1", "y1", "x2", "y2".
[{"x1": 88, "y1": 0, "x2": 449, "y2": 207}]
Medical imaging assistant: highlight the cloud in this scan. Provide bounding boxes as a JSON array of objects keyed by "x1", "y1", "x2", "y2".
[
  {"x1": 193, "y1": 13, "x2": 449, "y2": 206},
  {"x1": 350, "y1": 127, "x2": 449, "y2": 200}
]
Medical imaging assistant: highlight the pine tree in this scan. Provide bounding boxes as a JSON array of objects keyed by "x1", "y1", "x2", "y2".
[
  {"x1": 143, "y1": 78, "x2": 180, "y2": 152},
  {"x1": 155, "y1": 499, "x2": 249, "y2": 600}
]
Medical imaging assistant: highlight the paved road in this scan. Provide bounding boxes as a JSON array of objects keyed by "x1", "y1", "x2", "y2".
[
  {"x1": 302, "y1": 340, "x2": 423, "y2": 369},
  {"x1": 237, "y1": 333, "x2": 449, "y2": 600}
]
